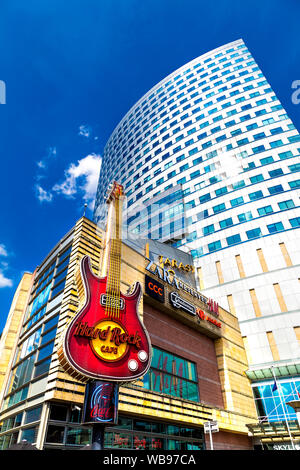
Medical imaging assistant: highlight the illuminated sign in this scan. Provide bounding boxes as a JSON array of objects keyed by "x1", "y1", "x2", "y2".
[
  {"x1": 158, "y1": 255, "x2": 195, "y2": 273},
  {"x1": 82, "y1": 380, "x2": 119, "y2": 424},
  {"x1": 73, "y1": 320, "x2": 142, "y2": 362},
  {"x1": 196, "y1": 308, "x2": 221, "y2": 328},
  {"x1": 169, "y1": 291, "x2": 221, "y2": 328},
  {"x1": 145, "y1": 259, "x2": 219, "y2": 317},
  {"x1": 59, "y1": 255, "x2": 152, "y2": 382},
  {"x1": 145, "y1": 275, "x2": 165, "y2": 303},
  {"x1": 169, "y1": 291, "x2": 196, "y2": 316},
  {"x1": 59, "y1": 182, "x2": 152, "y2": 383},
  {"x1": 207, "y1": 298, "x2": 219, "y2": 316}
]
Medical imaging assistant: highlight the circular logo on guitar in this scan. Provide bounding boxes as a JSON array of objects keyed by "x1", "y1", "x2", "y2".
[
  {"x1": 90, "y1": 319, "x2": 129, "y2": 362},
  {"x1": 73, "y1": 317, "x2": 143, "y2": 364}
]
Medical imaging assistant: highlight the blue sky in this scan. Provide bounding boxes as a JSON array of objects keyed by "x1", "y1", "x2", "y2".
[{"x1": 0, "y1": 0, "x2": 299, "y2": 332}]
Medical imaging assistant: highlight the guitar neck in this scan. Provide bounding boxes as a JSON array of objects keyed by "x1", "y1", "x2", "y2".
[
  {"x1": 105, "y1": 188, "x2": 123, "y2": 318},
  {"x1": 106, "y1": 240, "x2": 121, "y2": 295}
]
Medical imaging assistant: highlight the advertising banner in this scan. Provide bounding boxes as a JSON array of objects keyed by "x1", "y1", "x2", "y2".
[{"x1": 82, "y1": 380, "x2": 119, "y2": 425}]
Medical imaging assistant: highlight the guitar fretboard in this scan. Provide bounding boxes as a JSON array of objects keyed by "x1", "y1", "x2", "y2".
[{"x1": 105, "y1": 192, "x2": 123, "y2": 319}]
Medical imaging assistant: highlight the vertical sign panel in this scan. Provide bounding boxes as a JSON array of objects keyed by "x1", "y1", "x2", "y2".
[{"x1": 82, "y1": 380, "x2": 119, "y2": 425}]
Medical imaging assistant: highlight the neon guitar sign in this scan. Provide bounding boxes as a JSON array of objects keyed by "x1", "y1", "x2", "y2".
[{"x1": 58, "y1": 181, "x2": 152, "y2": 382}]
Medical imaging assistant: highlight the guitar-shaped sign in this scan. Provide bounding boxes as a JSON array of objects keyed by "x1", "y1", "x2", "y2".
[{"x1": 58, "y1": 181, "x2": 152, "y2": 382}]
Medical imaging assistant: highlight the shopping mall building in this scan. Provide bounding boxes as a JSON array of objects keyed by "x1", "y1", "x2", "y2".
[
  {"x1": 0, "y1": 216, "x2": 259, "y2": 450},
  {"x1": 93, "y1": 39, "x2": 300, "y2": 447}
]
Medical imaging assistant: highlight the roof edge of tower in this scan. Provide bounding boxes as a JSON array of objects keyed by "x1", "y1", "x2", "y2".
[{"x1": 104, "y1": 38, "x2": 245, "y2": 148}]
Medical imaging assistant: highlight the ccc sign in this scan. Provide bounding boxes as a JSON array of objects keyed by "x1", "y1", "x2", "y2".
[{"x1": 145, "y1": 275, "x2": 165, "y2": 303}]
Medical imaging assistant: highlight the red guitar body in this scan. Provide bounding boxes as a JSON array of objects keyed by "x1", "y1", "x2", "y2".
[{"x1": 61, "y1": 255, "x2": 152, "y2": 382}]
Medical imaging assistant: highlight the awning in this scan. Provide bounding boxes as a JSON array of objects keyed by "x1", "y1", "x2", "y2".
[
  {"x1": 245, "y1": 362, "x2": 300, "y2": 381},
  {"x1": 246, "y1": 419, "x2": 300, "y2": 442}
]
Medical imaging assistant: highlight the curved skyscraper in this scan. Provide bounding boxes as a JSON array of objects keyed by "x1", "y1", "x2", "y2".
[{"x1": 94, "y1": 39, "x2": 300, "y2": 427}]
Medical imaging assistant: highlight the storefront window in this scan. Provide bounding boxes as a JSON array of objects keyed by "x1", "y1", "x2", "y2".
[
  {"x1": 185, "y1": 442, "x2": 203, "y2": 450},
  {"x1": 44, "y1": 404, "x2": 88, "y2": 448},
  {"x1": 150, "y1": 437, "x2": 165, "y2": 449},
  {"x1": 69, "y1": 407, "x2": 81, "y2": 423},
  {"x1": 49, "y1": 404, "x2": 68, "y2": 422},
  {"x1": 132, "y1": 435, "x2": 146, "y2": 449},
  {"x1": 143, "y1": 347, "x2": 199, "y2": 402},
  {"x1": 104, "y1": 415, "x2": 205, "y2": 450},
  {"x1": 66, "y1": 427, "x2": 91, "y2": 446},
  {"x1": 45, "y1": 424, "x2": 65, "y2": 443},
  {"x1": 167, "y1": 439, "x2": 181, "y2": 450},
  {"x1": 109, "y1": 432, "x2": 133, "y2": 449},
  {"x1": 180, "y1": 427, "x2": 192, "y2": 438},
  {"x1": 42, "y1": 411, "x2": 204, "y2": 450},
  {"x1": 166, "y1": 425, "x2": 180, "y2": 436},
  {"x1": 133, "y1": 420, "x2": 152, "y2": 433},
  {"x1": 151, "y1": 421, "x2": 165, "y2": 434},
  {"x1": 116, "y1": 416, "x2": 132, "y2": 430}
]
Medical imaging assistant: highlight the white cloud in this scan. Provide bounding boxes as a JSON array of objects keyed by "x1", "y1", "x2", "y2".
[
  {"x1": 0, "y1": 244, "x2": 8, "y2": 257},
  {"x1": 35, "y1": 147, "x2": 57, "y2": 173},
  {"x1": 34, "y1": 150, "x2": 101, "y2": 208},
  {"x1": 53, "y1": 154, "x2": 102, "y2": 207},
  {"x1": 0, "y1": 244, "x2": 12, "y2": 288},
  {"x1": 49, "y1": 147, "x2": 57, "y2": 157},
  {"x1": 78, "y1": 125, "x2": 99, "y2": 142},
  {"x1": 0, "y1": 271, "x2": 13, "y2": 288},
  {"x1": 36, "y1": 160, "x2": 46, "y2": 169},
  {"x1": 78, "y1": 125, "x2": 92, "y2": 138},
  {"x1": 35, "y1": 184, "x2": 53, "y2": 203}
]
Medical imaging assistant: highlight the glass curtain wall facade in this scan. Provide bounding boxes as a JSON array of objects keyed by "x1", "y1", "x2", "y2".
[
  {"x1": 0, "y1": 218, "x2": 103, "y2": 450},
  {"x1": 253, "y1": 378, "x2": 300, "y2": 422},
  {"x1": 2, "y1": 245, "x2": 72, "y2": 413},
  {"x1": 93, "y1": 39, "x2": 300, "y2": 426},
  {"x1": 0, "y1": 244, "x2": 73, "y2": 449}
]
